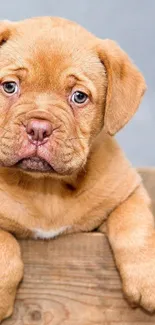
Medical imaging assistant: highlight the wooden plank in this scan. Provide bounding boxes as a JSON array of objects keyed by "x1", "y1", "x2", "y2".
[
  {"x1": 2, "y1": 169, "x2": 155, "y2": 325},
  {"x1": 139, "y1": 168, "x2": 155, "y2": 214}
]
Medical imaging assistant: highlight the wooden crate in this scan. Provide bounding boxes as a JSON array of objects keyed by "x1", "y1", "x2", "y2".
[{"x1": 3, "y1": 169, "x2": 155, "y2": 325}]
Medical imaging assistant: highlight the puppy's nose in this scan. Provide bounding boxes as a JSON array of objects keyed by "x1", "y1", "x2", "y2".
[{"x1": 26, "y1": 119, "x2": 53, "y2": 143}]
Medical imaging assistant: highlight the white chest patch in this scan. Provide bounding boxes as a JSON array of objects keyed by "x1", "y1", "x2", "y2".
[{"x1": 33, "y1": 225, "x2": 71, "y2": 240}]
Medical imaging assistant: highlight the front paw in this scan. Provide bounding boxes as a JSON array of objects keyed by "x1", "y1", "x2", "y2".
[
  {"x1": 0, "y1": 292, "x2": 16, "y2": 323},
  {"x1": 122, "y1": 261, "x2": 155, "y2": 313},
  {"x1": 0, "y1": 260, "x2": 23, "y2": 323}
]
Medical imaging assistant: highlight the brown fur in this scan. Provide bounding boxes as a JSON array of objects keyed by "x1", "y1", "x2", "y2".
[{"x1": 0, "y1": 17, "x2": 153, "y2": 321}]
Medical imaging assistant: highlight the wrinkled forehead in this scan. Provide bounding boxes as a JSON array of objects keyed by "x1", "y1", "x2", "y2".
[{"x1": 0, "y1": 18, "x2": 102, "y2": 89}]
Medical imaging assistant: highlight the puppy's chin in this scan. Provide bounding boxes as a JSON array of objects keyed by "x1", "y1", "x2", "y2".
[
  {"x1": 12, "y1": 157, "x2": 53, "y2": 179},
  {"x1": 15, "y1": 168, "x2": 57, "y2": 180},
  {"x1": 12, "y1": 167, "x2": 79, "y2": 181},
  {"x1": 8, "y1": 157, "x2": 82, "y2": 180},
  {"x1": 16, "y1": 157, "x2": 53, "y2": 173}
]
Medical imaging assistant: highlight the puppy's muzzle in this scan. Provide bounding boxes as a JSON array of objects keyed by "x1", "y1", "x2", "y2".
[{"x1": 26, "y1": 119, "x2": 53, "y2": 146}]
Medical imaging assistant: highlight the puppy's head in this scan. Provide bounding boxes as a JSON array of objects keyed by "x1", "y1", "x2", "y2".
[{"x1": 0, "y1": 17, "x2": 146, "y2": 177}]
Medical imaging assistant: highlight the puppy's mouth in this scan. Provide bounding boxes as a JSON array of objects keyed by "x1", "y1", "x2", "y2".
[{"x1": 15, "y1": 157, "x2": 54, "y2": 172}]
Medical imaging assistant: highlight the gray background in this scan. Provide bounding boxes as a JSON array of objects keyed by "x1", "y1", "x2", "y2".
[{"x1": 0, "y1": 0, "x2": 154, "y2": 166}]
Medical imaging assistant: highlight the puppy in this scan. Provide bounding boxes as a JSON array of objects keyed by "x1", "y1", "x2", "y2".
[{"x1": 0, "y1": 16, "x2": 153, "y2": 322}]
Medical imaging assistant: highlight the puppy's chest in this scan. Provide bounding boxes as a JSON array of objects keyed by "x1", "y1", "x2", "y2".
[
  {"x1": 24, "y1": 193, "x2": 72, "y2": 238},
  {"x1": 0, "y1": 162, "x2": 140, "y2": 239},
  {"x1": 0, "y1": 184, "x2": 109, "y2": 239},
  {"x1": 0, "y1": 187, "x2": 72, "y2": 238}
]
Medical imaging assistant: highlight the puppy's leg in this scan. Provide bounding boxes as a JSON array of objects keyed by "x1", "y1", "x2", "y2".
[
  {"x1": 102, "y1": 185, "x2": 155, "y2": 312},
  {"x1": 0, "y1": 230, "x2": 23, "y2": 322}
]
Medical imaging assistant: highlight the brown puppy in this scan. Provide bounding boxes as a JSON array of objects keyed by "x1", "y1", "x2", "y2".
[{"x1": 0, "y1": 16, "x2": 153, "y2": 321}]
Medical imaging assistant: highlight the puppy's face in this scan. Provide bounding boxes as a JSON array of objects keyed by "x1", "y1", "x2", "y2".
[{"x1": 0, "y1": 17, "x2": 146, "y2": 177}]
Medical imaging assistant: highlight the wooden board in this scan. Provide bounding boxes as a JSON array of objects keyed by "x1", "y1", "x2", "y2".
[{"x1": 3, "y1": 169, "x2": 155, "y2": 325}]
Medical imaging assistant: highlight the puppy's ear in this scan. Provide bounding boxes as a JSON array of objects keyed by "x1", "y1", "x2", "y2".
[
  {"x1": 0, "y1": 20, "x2": 12, "y2": 45},
  {"x1": 97, "y1": 39, "x2": 146, "y2": 135}
]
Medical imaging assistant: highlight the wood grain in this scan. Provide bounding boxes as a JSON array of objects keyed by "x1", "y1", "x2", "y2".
[{"x1": 2, "y1": 169, "x2": 155, "y2": 325}]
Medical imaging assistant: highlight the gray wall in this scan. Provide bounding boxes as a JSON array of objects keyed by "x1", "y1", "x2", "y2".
[{"x1": 0, "y1": 0, "x2": 154, "y2": 166}]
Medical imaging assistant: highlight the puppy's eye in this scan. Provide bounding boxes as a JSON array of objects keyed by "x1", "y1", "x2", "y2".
[
  {"x1": 71, "y1": 91, "x2": 88, "y2": 105},
  {"x1": 2, "y1": 81, "x2": 18, "y2": 95}
]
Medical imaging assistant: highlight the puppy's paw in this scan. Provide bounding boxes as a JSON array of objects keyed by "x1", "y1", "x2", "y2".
[
  {"x1": 0, "y1": 293, "x2": 15, "y2": 323},
  {"x1": 122, "y1": 261, "x2": 155, "y2": 313}
]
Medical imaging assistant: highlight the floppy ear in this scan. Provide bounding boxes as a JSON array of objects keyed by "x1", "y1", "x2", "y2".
[
  {"x1": 0, "y1": 20, "x2": 12, "y2": 45},
  {"x1": 97, "y1": 39, "x2": 146, "y2": 135}
]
